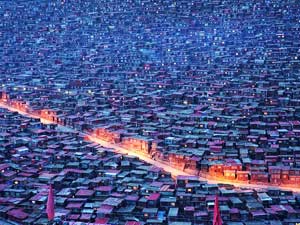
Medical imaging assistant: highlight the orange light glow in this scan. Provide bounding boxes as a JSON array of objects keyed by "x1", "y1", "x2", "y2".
[{"x1": 1, "y1": 101, "x2": 300, "y2": 193}]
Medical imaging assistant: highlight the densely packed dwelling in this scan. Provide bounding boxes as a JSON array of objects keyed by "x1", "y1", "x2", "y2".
[
  {"x1": 1, "y1": 0, "x2": 300, "y2": 224},
  {"x1": 0, "y1": 109, "x2": 299, "y2": 224},
  {"x1": 1, "y1": 0, "x2": 300, "y2": 188}
]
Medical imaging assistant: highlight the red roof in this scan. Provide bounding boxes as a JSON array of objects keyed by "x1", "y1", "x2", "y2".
[
  {"x1": 95, "y1": 217, "x2": 109, "y2": 224},
  {"x1": 66, "y1": 203, "x2": 83, "y2": 209},
  {"x1": 68, "y1": 214, "x2": 80, "y2": 220},
  {"x1": 148, "y1": 193, "x2": 160, "y2": 201},
  {"x1": 80, "y1": 213, "x2": 92, "y2": 220},
  {"x1": 184, "y1": 206, "x2": 195, "y2": 211},
  {"x1": 95, "y1": 186, "x2": 113, "y2": 192},
  {"x1": 125, "y1": 222, "x2": 141, "y2": 225},
  {"x1": 7, "y1": 209, "x2": 28, "y2": 220},
  {"x1": 0, "y1": 163, "x2": 9, "y2": 170},
  {"x1": 76, "y1": 189, "x2": 95, "y2": 196}
]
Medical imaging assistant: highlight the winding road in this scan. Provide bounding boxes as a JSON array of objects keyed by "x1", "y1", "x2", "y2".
[{"x1": 1, "y1": 101, "x2": 300, "y2": 193}]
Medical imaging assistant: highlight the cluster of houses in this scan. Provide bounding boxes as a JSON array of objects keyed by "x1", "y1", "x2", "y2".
[
  {"x1": 0, "y1": 109, "x2": 300, "y2": 225},
  {"x1": 4, "y1": 74, "x2": 300, "y2": 189},
  {"x1": 1, "y1": 0, "x2": 300, "y2": 224}
]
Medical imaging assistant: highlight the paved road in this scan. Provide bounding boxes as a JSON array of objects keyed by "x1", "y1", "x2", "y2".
[
  {"x1": 0, "y1": 102, "x2": 53, "y2": 124},
  {"x1": 87, "y1": 135, "x2": 192, "y2": 178},
  {"x1": 87, "y1": 135, "x2": 300, "y2": 192},
  {"x1": 1, "y1": 102, "x2": 300, "y2": 193}
]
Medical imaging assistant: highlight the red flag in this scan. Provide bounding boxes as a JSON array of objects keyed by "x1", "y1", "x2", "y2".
[
  {"x1": 46, "y1": 184, "x2": 55, "y2": 220},
  {"x1": 213, "y1": 195, "x2": 222, "y2": 225}
]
